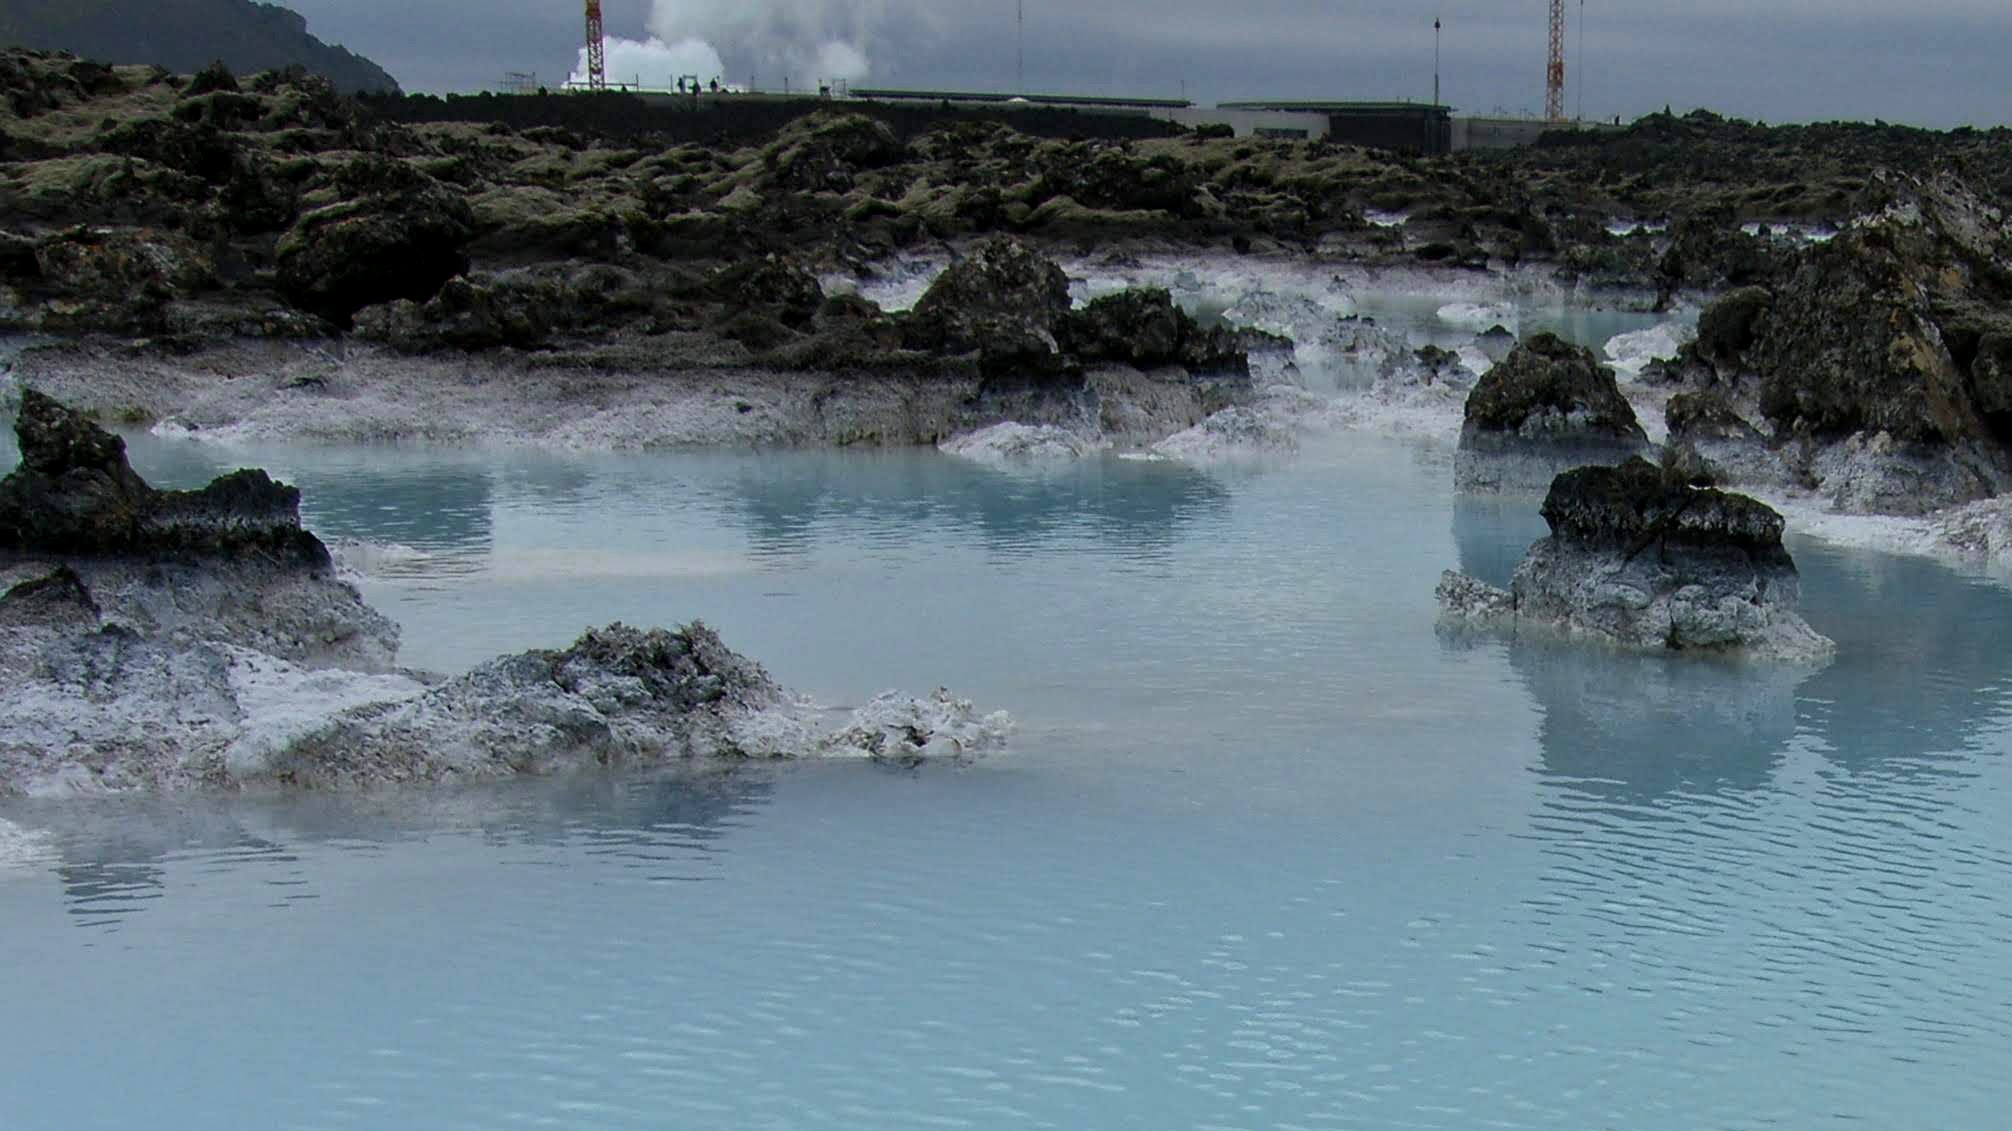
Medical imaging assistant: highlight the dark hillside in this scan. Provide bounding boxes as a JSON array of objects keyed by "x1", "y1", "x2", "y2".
[{"x1": 0, "y1": 0, "x2": 398, "y2": 94}]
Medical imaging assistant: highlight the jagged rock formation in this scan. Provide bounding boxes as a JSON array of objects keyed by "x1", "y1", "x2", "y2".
[
  {"x1": 2, "y1": 388, "x2": 328, "y2": 562},
  {"x1": 0, "y1": 391, "x2": 1012, "y2": 795},
  {"x1": 275, "y1": 157, "x2": 475, "y2": 324},
  {"x1": 1456, "y1": 332, "x2": 1652, "y2": 490},
  {"x1": 0, "y1": 1, "x2": 399, "y2": 94},
  {"x1": 0, "y1": 387, "x2": 395, "y2": 669},
  {"x1": 903, "y1": 237, "x2": 1074, "y2": 378},
  {"x1": 1657, "y1": 173, "x2": 2012, "y2": 513},
  {"x1": 1061, "y1": 287, "x2": 1259, "y2": 376},
  {"x1": 1461, "y1": 332, "x2": 1649, "y2": 450},
  {"x1": 14, "y1": 49, "x2": 2012, "y2": 469},
  {"x1": 1437, "y1": 457, "x2": 1834, "y2": 660},
  {"x1": 15, "y1": 51, "x2": 2010, "y2": 357}
]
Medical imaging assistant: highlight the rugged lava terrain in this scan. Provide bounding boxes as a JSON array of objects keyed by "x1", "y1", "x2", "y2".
[{"x1": 8, "y1": 46, "x2": 2012, "y2": 357}]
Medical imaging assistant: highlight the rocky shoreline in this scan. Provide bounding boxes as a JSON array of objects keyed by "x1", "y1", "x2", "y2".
[{"x1": 9, "y1": 50, "x2": 2012, "y2": 678}]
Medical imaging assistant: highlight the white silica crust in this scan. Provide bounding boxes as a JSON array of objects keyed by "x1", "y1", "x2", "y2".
[
  {"x1": 0, "y1": 816, "x2": 54, "y2": 874},
  {"x1": 1435, "y1": 538, "x2": 1837, "y2": 664},
  {"x1": 1603, "y1": 318, "x2": 1692, "y2": 379},
  {"x1": 1151, "y1": 403, "x2": 1306, "y2": 463},
  {"x1": 940, "y1": 423, "x2": 1105, "y2": 467},
  {"x1": 0, "y1": 614, "x2": 1014, "y2": 796}
]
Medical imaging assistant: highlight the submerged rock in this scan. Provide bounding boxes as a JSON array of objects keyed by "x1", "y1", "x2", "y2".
[{"x1": 1438, "y1": 457, "x2": 1834, "y2": 660}]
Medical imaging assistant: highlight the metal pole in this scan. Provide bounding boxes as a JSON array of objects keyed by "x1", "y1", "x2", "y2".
[
  {"x1": 1017, "y1": 1, "x2": 1025, "y2": 94},
  {"x1": 1576, "y1": 0, "x2": 1585, "y2": 122},
  {"x1": 1433, "y1": 17, "x2": 1441, "y2": 108}
]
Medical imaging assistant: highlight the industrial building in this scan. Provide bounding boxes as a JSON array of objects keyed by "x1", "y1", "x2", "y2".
[
  {"x1": 1220, "y1": 101, "x2": 1453, "y2": 154},
  {"x1": 850, "y1": 89, "x2": 1190, "y2": 114},
  {"x1": 559, "y1": 0, "x2": 1606, "y2": 154}
]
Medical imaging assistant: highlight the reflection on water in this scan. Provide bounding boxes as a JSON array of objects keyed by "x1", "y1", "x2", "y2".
[
  {"x1": 1514, "y1": 640, "x2": 1802, "y2": 801},
  {"x1": 109, "y1": 438, "x2": 1234, "y2": 570},
  {"x1": 1452, "y1": 493, "x2": 2012, "y2": 790},
  {"x1": 6, "y1": 765, "x2": 780, "y2": 932},
  {"x1": 1796, "y1": 544, "x2": 2012, "y2": 777},
  {"x1": 1350, "y1": 292, "x2": 1665, "y2": 354},
  {"x1": 1445, "y1": 503, "x2": 2012, "y2": 1123},
  {"x1": 724, "y1": 451, "x2": 1231, "y2": 563}
]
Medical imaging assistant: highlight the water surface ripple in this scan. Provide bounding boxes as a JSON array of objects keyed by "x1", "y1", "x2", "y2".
[{"x1": 4, "y1": 435, "x2": 2012, "y2": 1128}]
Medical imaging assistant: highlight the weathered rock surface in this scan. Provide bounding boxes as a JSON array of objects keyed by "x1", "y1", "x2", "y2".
[
  {"x1": 0, "y1": 387, "x2": 395, "y2": 669},
  {"x1": 261, "y1": 624, "x2": 1010, "y2": 788},
  {"x1": 1461, "y1": 332, "x2": 1650, "y2": 451},
  {"x1": 0, "y1": 388, "x2": 328, "y2": 563},
  {"x1": 940, "y1": 422, "x2": 1105, "y2": 466},
  {"x1": 902, "y1": 236, "x2": 1075, "y2": 378},
  {"x1": 0, "y1": 391, "x2": 1013, "y2": 796},
  {"x1": 1456, "y1": 332, "x2": 1652, "y2": 490},
  {"x1": 0, "y1": 618, "x2": 1013, "y2": 795},
  {"x1": 1437, "y1": 457, "x2": 1834, "y2": 660},
  {"x1": 1060, "y1": 287, "x2": 1255, "y2": 376},
  {"x1": 1659, "y1": 173, "x2": 2012, "y2": 513},
  {"x1": 19, "y1": 50, "x2": 2012, "y2": 470},
  {"x1": 1663, "y1": 389, "x2": 1799, "y2": 490},
  {"x1": 275, "y1": 158, "x2": 475, "y2": 325}
]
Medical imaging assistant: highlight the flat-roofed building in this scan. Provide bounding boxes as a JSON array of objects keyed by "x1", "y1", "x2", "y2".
[{"x1": 1220, "y1": 101, "x2": 1452, "y2": 154}]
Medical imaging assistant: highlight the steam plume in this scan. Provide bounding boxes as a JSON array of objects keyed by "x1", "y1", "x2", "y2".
[{"x1": 571, "y1": 2, "x2": 939, "y2": 91}]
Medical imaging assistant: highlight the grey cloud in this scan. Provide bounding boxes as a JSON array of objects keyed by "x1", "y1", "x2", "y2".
[{"x1": 276, "y1": 0, "x2": 2012, "y2": 128}]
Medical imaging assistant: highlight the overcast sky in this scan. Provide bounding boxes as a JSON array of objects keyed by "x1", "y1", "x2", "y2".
[{"x1": 279, "y1": 0, "x2": 2011, "y2": 128}]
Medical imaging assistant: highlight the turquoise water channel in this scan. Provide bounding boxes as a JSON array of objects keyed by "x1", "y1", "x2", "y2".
[{"x1": 5, "y1": 430, "x2": 2012, "y2": 1129}]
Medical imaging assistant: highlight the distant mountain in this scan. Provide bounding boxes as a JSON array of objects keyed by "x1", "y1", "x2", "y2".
[{"x1": 0, "y1": 0, "x2": 399, "y2": 94}]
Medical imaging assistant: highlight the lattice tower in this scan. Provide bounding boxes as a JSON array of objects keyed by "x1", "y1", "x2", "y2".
[
  {"x1": 584, "y1": 0, "x2": 607, "y2": 91},
  {"x1": 1545, "y1": 0, "x2": 1566, "y2": 122}
]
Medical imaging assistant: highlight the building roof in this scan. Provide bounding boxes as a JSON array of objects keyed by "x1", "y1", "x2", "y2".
[
  {"x1": 1220, "y1": 100, "x2": 1453, "y2": 115},
  {"x1": 852, "y1": 88, "x2": 1193, "y2": 110}
]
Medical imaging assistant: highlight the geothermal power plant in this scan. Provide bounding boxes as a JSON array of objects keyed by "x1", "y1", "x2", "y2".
[{"x1": 511, "y1": 0, "x2": 1598, "y2": 156}]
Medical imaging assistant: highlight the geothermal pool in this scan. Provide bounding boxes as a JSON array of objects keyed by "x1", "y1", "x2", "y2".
[{"x1": 6, "y1": 423, "x2": 2012, "y2": 1130}]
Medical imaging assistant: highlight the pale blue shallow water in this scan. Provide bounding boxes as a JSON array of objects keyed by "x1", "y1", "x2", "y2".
[{"x1": 6, "y1": 431, "x2": 2012, "y2": 1129}]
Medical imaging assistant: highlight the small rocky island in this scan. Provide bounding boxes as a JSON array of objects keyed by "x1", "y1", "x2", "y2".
[
  {"x1": 0, "y1": 390, "x2": 1010, "y2": 796},
  {"x1": 1437, "y1": 456, "x2": 1834, "y2": 661},
  {"x1": 1454, "y1": 332, "x2": 1654, "y2": 492}
]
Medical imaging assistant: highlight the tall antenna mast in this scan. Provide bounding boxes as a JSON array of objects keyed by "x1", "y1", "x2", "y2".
[
  {"x1": 1433, "y1": 15, "x2": 1441, "y2": 108},
  {"x1": 1576, "y1": 0, "x2": 1585, "y2": 122},
  {"x1": 584, "y1": 0, "x2": 607, "y2": 91},
  {"x1": 1017, "y1": 1, "x2": 1025, "y2": 93},
  {"x1": 1545, "y1": 0, "x2": 1565, "y2": 122}
]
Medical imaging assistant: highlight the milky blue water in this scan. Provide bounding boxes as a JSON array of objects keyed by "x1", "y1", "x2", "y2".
[{"x1": 6, "y1": 430, "x2": 2012, "y2": 1130}]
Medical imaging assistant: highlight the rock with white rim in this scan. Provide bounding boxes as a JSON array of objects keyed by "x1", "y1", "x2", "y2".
[
  {"x1": 1438, "y1": 456, "x2": 1835, "y2": 661},
  {"x1": 0, "y1": 392, "x2": 1015, "y2": 796}
]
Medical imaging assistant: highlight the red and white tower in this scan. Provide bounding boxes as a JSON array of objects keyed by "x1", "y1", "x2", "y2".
[
  {"x1": 1545, "y1": 0, "x2": 1566, "y2": 122},
  {"x1": 584, "y1": 0, "x2": 608, "y2": 91}
]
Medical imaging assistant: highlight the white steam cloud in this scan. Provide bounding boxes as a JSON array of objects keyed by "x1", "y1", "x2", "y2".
[
  {"x1": 572, "y1": 2, "x2": 940, "y2": 90},
  {"x1": 571, "y1": 36, "x2": 727, "y2": 90}
]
